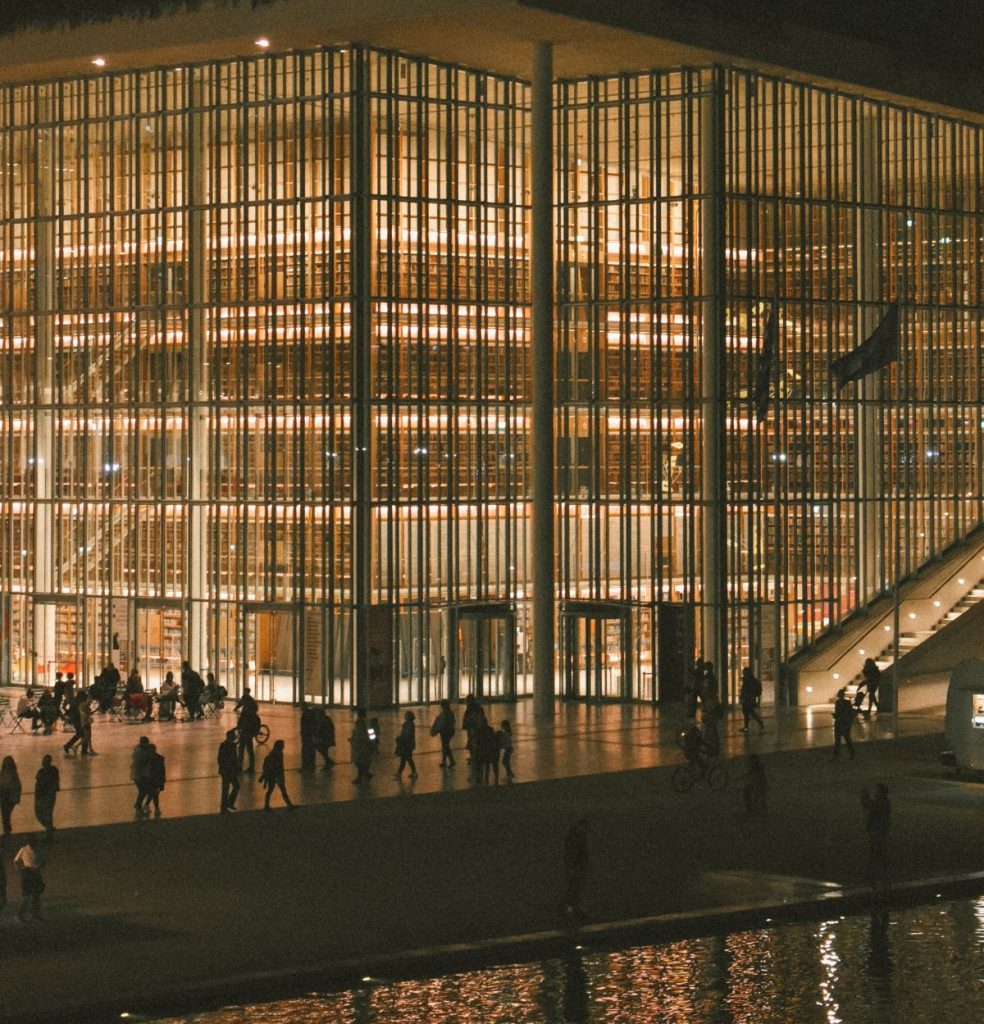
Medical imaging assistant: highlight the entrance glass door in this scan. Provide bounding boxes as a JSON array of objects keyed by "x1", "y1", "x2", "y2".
[
  {"x1": 562, "y1": 601, "x2": 632, "y2": 701},
  {"x1": 135, "y1": 603, "x2": 185, "y2": 689},
  {"x1": 243, "y1": 606, "x2": 298, "y2": 704},
  {"x1": 447, "y1": 603, "x2": 515, "y2": 701}
]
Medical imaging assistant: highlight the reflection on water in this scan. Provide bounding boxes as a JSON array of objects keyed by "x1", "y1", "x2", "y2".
[{"x1": 157, "y1": 898, "x2": 984, "y2": 1024}]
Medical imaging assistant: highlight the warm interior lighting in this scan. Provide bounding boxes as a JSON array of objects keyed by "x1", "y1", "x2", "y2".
[
  {"x1": 255, "y1": 38, "x2": 271, "y2": 49},
  {"x1": 91, "y1": 57, "x2": 106, "y2": 67}
]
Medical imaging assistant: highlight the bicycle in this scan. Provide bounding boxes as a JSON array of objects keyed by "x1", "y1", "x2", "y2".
[{"x1": 672, "y1": 759, "x2": 728, "y2": 793}]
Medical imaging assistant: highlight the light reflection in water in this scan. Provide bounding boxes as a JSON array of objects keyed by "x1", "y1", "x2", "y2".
[{"x1": 156, "y1": 900, "x2": 984, "y2": 1024}]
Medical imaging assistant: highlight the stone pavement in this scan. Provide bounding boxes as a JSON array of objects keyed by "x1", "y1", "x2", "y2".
[{"x1": 0, "y1": 693, "x2": 977, "y2": 1024}]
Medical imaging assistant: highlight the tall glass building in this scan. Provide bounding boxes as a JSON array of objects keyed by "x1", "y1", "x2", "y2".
[{"x1": 0, "y1": 16, "x2": 981, "y2": 706}]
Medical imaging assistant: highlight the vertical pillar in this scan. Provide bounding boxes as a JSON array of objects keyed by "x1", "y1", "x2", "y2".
[
  {"x1": 531, "y1": 43, "x2": 555, "y2": 721},
  {"x1": 352, "y1": 49, "x2": 373, "y2": 709},
  {"x1": 32, "y1": 88, "x2": 56, "y2": 686},
  {"x1": 187, "y1": 68, "x2": 210, "y2": 673},
  {"x1": 700, "y1": 71, "x2": 727, "y2": 696},
  {"x1": 856, "y1": 116, "x2": 883, "y2": 604}
]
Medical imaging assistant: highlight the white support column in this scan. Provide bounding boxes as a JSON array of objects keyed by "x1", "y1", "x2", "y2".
[
  {"x1": 857, "y1": 116, "x2": 883, "y2": 604},
  {"x1": 700, "y1": 71, "x2": 727, "y2": 695},
  {"x1": 531, "y1": 42, "x2": 555, "y2": 722},
  {"x1": 32, "y1": 88, "x2": 56, "y2": 687},
  {"x1": 187, "y1": 68, "x2": 210, "y2": 673}
]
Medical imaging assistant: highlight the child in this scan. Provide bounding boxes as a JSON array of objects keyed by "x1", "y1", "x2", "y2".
[{"x1": 497, "y1": 720, "x2": 514, "y2": 779}]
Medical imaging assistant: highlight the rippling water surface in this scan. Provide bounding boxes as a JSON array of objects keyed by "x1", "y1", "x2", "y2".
[{"x1": 156, "y1": 898, "x2": 984, "y2": 1024}]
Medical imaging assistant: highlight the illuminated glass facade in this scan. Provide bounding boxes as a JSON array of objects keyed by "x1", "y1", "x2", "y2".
[{"x1": 0, "y1": 44, "x2": 981, "y2": 704}]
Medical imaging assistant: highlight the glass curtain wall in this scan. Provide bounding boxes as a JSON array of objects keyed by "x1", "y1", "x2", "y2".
[
  {"x1": 554, "y1": 69, "x2": 709, "y2": 701},
  {"x1": 0, "y1": 45, "x2": 530, "y2": 704},
  {"x1": 724, "y1": 68, "x2": 984, "y2": 699}
]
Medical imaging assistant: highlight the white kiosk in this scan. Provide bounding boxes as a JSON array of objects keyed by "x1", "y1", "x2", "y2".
[{"x1": 944, "y1": 659, "x2": 984, "y2": 771}]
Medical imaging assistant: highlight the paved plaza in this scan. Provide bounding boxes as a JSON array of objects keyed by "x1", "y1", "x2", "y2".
[
  {"x1": 0, "y1": 690, "x2": 946, "y2": 829},
  {"x1": 2, "y1": 689, "x2": 980, "y2": 1024}
]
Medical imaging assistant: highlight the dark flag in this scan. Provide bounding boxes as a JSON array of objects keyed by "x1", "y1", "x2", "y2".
[
  {"x1": 831, "y1": 303, "x2": 900, "y2": 390},
  {"x1": 752, "y1": 300, "x2": 779, "y2": 422}
]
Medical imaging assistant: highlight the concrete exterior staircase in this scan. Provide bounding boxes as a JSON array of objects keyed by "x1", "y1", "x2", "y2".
[{"x1": 791, "y1": 528, "x2": 984, "y2": 711}]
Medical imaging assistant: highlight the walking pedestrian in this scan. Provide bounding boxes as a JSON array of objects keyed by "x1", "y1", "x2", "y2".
[
  {"x1": 13, "y1": 835, "x2": 45, "y2": 922},
  {"x1": 861, "y1": 658, "x2": 881, "y2": 720},
  {"x1": 260, "y1": 739, "x2": 294, "y2": 809},
  {"x1": 350, "y1": 707, "x2": 373, "y2": 783},
  {"x1": 861, "y1": 783, "x2": 891, "y2": 886},
  {"x1": 144, "y1": 744, "x2": 166, "y2": 818},
  {"x1": 34, "y1": 756, "x2": 59, "y2": 839},
  {"x1": 431, "y1": 698, "x2": 456, "y2": 768},
  {"x1": 218, "y1": 729, "x2": 241, "y2": 813},
  {"x1": 498, "y1": 719, "x2": 514, "y2": 779},
  {"x1": 831, "y1": 687, "x2": 856, "y2": 760},
  {"x1": 462, "y1": 694, "x2": 485, "y2": 764},
  {"x1": 739, "y1": 666, "x2": 765, "y2": 732},
  {"x1": 741, "y1": 753, "x2": 768, "y2": 816},
  {"x1": 299, "y1": 702, "x2": 318, "y2": 772},
  {"x1": 62, "y1": 690, "x2": 87, "y2": 755},
  {"x1": 316, "y1": 708, "x2": 336, "y2": 770},
  {"x1": 563, "y1": 818, "x2": 590, "y2": 924},
  {"x1": 701, "y1": 687, "x2": 722, "y2": 757},
  {"x1": 235, "y1": 687, "x2": 261, "y2": 772},
  {"x1": 394, "y1": 710, "x2": 418, "y2": 779},
  {"x1": 476, "y1": 717, "x2": 499, "y2": 784},
  {"x1": 181, "y1": 659, "x2": 205, "y2": 720},
  {"x1": 0, "y1": 756, "x2": 22, "y2": 835},
  {"x1": 131, "y1": 736, "x2": 154, "y2": 816}
]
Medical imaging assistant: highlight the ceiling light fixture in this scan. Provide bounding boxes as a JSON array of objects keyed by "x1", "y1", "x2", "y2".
[
  {"x1": 92, "y1": 57, "x2": 106, "y2": 67},
  {"x1": 255, "y1": 37, "x2": 271, "y2": 49}
]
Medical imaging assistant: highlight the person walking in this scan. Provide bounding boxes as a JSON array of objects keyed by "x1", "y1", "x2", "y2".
[
  {"x1": 741, "y1": 753, "x2": 768, "y2": 816},
  {"x1": 260, "y1": 739, "x2": 294, "y2": 809},
  {"x1": 13, "y1": 835, "x2": 45, "y2": 922},
  {"x1": 563, "y1": 818, "x2": 590, "y2": 925},
  {"x1": 34, "y1": 756, "x2": 59, "y2": 839},
  {"x1": 739, "y1": 666, "x2": 765, "y2": 733},
  {"x1": 131, "y1": 736, "x2": 154, "y2": 817},
  {"x1": 144, "y1": 744, "x2": 166, "y2": 818},
  {"x1": 431, "y1": 698, "x2": 456, "y2": 768},
  {"x1": 861, "y1": 658, "x2": 881, "y2": 720},
  {"x1": 63, "y1": 690, "x2": 86, "y2": 755},
  {"x1": 299, "y1": 702, "x2": 318, "y2": 772},
  {"x1": 236, "y1": 687, "x2": 261, "y2": 772},
  {"x1": 0, "y1": 756, "x2": 22, "y2": 835},
  {"x1": 461, "y1": 694, "x2": 485, "y2": 764},
  {"x1": 350, "y1": 707, "x2": 373, "y2": 783},
  {"x1": 861, "y1": 782, "x2": 891, "y2": 886},
  {"x1": 498, "y1": 720, "x2": 514, "y2": 779},
  {"x1": 476, "y1": 717, "x2": 500, "y2": 784},
  {"x1": 394, "y1": 710, "x2": 418, "y2": 779},
  {"x1": 831, "y1": 688, "x2": 856, "y2": 760},
  {"x1": 316, "y1": 708, "x2": 336, "y2": 770},
  {"x1": 218, "y1": 729, "x2": 241, "y2": 813}
]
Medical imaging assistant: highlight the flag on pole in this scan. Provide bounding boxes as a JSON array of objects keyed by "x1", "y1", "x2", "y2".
[
  {"x1": 830, "y1": 303, "x2": 900, "y2": 390},
  {"x1": 752, "y1": 299, "x2": 779, "y2": 422}
]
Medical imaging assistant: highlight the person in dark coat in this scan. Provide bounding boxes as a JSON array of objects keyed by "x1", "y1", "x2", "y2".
[
  {"x1": 260, "y1": 739, "x2": 294, "y2": 809},
  {"x1": 861, "y1": 782, "x2": 891, "y2": 886},
  {"x1": 739, "y1": 666, "x2": 765, "y2": 732},
  {"x1": 131, "y1": 736, "x2": 154, "y2": 816},
  {"x1": 350, "y1": 707, "x2": 373, "y2": 783},
  {"x1": 461, "y1": 694, "x2": 485, "y2": 764},
  {"x1": 316, "y1": 709, "x2": 336, "y2": 770},
  {"x1": 34, "y1": 756, "x2": 59, "y2": 838},
  {"x1": 181, "y1": 660, "x2": 205, "y2": 720},
  {"x1": 0, "y1": 756, "x2": 22, "y2": 835},
  {"x1": 432, "y1": 698, "x2": 456, "y2": 768},
  {"x1": 218, "y1": 729, "x2": 241, "y2": 813},
  {"x1": 476, "y1": 718, "x2": 500, "y2": 784},
  {"x1": 861, "y1": 658, "x2": 881, "y2": 719},
  {"x1": 236, "y1": 688, "x2": 261, "y2": 772},
  {"x1": 394, "y1": 710, "x2": 418, "y2": 779},
  {"x1": 299, "y1": 702, "x2": 319, "y2": 772},
  {"x1": 144, "y1": 744, "x2": 166, "y2": 818},
  {"x1": 831, "y1": 688, "x2": 856, "y2": 760}
]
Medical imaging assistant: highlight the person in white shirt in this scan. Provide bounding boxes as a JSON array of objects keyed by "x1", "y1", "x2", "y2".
[
  {"x1": 13, "y1": 835, "x2": 44, "y2": 922},
  {"x1": 15, "y1": 690, "x2": 40, "y2": 731}
]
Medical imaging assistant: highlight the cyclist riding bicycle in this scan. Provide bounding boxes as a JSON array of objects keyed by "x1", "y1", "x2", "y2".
[{"x1": 682, "y1": 723, "x2": 712, "y2": 778}]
